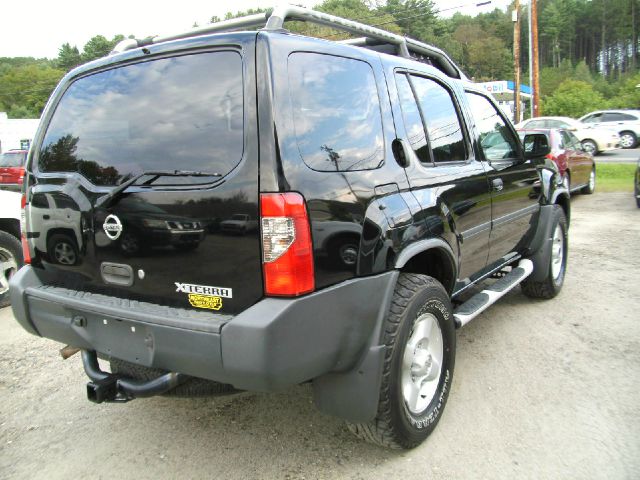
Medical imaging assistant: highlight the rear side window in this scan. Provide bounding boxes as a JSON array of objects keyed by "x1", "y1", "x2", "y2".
[
  {"x1": 0, "y1": 152, "x2": 26, "y2": 167},
  {"x1": 466, "y1": 92, "x2": 519, "y2": 161},
  {"x1": 288, "y1": 53, "x2": 384, "y2": 171},
  {"x1": 603, "y1": 112, "x2": 638, "y2": 122},
  {"x1": 38, "y1": 51, "x2": 244, "y2": 186}
]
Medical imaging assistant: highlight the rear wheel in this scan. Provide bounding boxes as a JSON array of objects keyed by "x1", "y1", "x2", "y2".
[
  {"x1": 0, "y1": 231, "x2": 22, "y2": 308},
  {"x1": 48, "y1": 234, "x2": 78, "y2": 265},
  {"x1": 522, "y1": 206, "x2": 568, "y2": 299},
  {"x1": 619, "y1": 131, "x2": 637, "y2": 149},
  {"x1": 581, "y1": 167, "x2": 596, "y2": 195},
  {"x1": 347, "y1": 273, "x2": 455, "y2": 449}
]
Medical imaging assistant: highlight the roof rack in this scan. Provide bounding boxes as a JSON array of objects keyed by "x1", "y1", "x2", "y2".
[{"x1": 111, "y1": 4, "x2": 466, "y2": 79}]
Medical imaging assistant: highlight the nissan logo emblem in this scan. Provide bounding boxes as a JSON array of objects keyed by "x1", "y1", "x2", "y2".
[{"x1": 103, "y1": 214, "x2": 123, "y2": 240}]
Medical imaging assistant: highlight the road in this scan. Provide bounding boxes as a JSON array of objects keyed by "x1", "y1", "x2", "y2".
[
  {"x1": 596, "y1": 148, "x2": 639, "y2": 163},
  {"x1": 1, "y1": 192, "x2": 639, "y2": 480}
]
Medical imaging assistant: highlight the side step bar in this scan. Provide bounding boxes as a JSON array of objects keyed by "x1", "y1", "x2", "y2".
[{"x1": 453, "y1": 259, "x2": 534, "y2": 328}]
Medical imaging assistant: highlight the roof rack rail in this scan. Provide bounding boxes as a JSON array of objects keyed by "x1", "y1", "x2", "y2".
[{"x1": 111, "y1": 4, "x2": 466, "y2": 79}]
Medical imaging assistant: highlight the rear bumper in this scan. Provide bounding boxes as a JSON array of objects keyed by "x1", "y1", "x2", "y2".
[{"x1": 10, "y1": 266, "x2": 395, "y2": 393}]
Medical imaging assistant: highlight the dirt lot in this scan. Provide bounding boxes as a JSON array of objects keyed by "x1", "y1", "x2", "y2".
[{"x1": 1, "y1": 192, "x2": 639, "y2": 480}]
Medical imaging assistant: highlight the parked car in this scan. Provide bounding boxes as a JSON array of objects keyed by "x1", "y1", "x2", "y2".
[
  {"x1": 579, "y1": 109, "x2": 640, "y2": 149},
  {"x1": 0, "y1": 149, "x2": 27, "y2": 191},
  {"x1": 0, "y1": 189, "x2": 23, "y2": 307},
  {"x1": 515, "y1": 116, "x2": 620, "y2": 155},
  {"x1": 635, "y1": 158, "x2": 640, "y2": 208},
  {"x1": 219, "y1": 213, "x2": 258, "y2": 234},
  {"x1": 9, "y1": 5, "x2": 570, "y2": 450},
  {"x1": 517, "y1": 128, "x2": 596, "y2": 195}
]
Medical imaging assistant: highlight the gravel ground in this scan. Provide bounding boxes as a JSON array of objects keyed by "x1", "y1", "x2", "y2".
[{"x1": 1, "y1": 192, "x2": 639, "y2": 480}]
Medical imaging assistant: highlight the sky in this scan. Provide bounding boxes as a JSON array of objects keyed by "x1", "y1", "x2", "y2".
[{"x1": 1, "y1": 0, "x2": 511, "y2": 59}]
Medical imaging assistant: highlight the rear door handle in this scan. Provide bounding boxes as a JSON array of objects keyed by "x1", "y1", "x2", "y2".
[{"x1": 492, "y1": 178, "x2": 504, "y2": 192}]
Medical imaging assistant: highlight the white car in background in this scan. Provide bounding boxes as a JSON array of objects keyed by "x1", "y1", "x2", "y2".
[
  {"x1": 578, "y1": 110, "x2": 640, "y2": 149},
  {"x1": 515, "y1": 116, "x2": 620, "y2": 155},
  {"x1": 0, "y1": 189, "x2": 23, "y2": 307}
]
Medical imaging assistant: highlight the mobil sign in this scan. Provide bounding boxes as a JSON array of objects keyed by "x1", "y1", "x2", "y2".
[{"x1": 479, "y1": 81, "x2": 509, "y2": 94}]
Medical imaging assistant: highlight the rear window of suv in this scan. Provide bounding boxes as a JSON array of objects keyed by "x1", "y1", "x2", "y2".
[
  {"x1": 38, "y1": 51, "x2": 244, "y2": 186},
  {"x1": 0, "y1": 151, "x2": 26, "y2": 167},
  {"x1": 288, "y1": 52, "x2": 384, "y2": 172}
]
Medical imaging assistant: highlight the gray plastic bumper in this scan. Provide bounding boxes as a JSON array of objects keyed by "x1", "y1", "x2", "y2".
[{"x1": 10, "y1": 266, "x2": 395, "y2": 418}]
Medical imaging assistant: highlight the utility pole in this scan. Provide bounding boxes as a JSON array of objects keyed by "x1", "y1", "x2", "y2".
[
  {"x1": 513, "y1": 0, "x2": 521, "y2": 123},
  {"x1": 528, "y1": 0, "x2": 533, "y2": 118},
  {"x1": 531, "y1": 0, "x2": 541, "y2": 117}
]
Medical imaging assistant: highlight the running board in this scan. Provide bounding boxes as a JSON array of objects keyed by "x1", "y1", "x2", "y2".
[{"x1": 453, "y1": 259, "x2": 534, "y2": 328}]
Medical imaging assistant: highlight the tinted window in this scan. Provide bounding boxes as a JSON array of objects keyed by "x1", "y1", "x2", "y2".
[
  {"x1": 288, "y1": 53, "x2": 384, "y2": 171},
  {"x1": 395, "y1": 74, "x2": 430, "y2": 163},
  {"x1": 0, "y1": 151, "x2": 26, "y2": 167},
  {"x1": 466, "y1": 92, "x2": 519, "y2": 161},
  {"x1": 603, "y1": 112, "x2": 638, "y2": 122},
  {"x1": 412, "y1": 77, "x2": 466, "y2": 162},
  {"x1": 39, "y1": 52, "x2": 244, "y2": 186}
]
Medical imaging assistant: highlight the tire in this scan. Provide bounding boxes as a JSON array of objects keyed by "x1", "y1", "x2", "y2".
[
  {"x1": 47, "y1": 233, "x2": 78, "y2": 265},
  {"x1": 347, "y1": 273, "x2": 456, "y2": 449},
  {"x1": 0, "y1": 231, "x2": 23, "y2": 308},
  {"x1": 619, "y1": 131, "x2": 637, "y2": 149},
  {"x1": 562, "y1": 172, "x2": 570, "y2": 192},
  {"x1": 581, "y1": 139, "x2": 597, "y2": 155},
  {"x1": 521, "y1": 206, "x2": 568, "y2": 299},
  {"x1": 110, "y1": 358, "x2": 238, "y2": 397},
  {"x1": 581, "y1": 167, "x2": 596, "y2": 195}
]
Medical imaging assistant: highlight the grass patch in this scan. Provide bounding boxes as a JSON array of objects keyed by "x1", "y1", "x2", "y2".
[{"x1": 596, "y1": 163, "x2": 636, "y2": 192}]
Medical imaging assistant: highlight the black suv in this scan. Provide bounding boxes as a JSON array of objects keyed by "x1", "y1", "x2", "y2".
[{"x1": 10, "y1": 5, "x2": 570, "y2": 449}]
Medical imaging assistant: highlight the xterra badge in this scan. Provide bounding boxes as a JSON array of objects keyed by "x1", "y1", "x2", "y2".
[{"x1": 175, "y1": 282, "x2": 233, "y2": 298}]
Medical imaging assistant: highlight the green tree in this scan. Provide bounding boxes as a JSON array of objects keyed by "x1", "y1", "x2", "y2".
[
  {"x1": 542, "y1": 80, "x2": 608, "y2": 117},
  {"x1": 56, "y1": 43, "x2": 82, "y2": 71},
  {"x1": 0, "y1": 64, "x2": 64, "y2": 118},
  {"x1": 81, "y1": 35, "x2": 125, "y2": 62}
]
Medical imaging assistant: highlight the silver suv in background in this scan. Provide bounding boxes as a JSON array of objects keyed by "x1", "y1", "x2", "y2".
[{"x1": 579, "y1": 110, "x2": 640, "y2": 149}]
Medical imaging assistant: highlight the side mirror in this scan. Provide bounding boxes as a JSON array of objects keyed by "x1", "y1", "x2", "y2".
[{"x1": 523, "y1": 133, "x2": 551, "y2": 159}]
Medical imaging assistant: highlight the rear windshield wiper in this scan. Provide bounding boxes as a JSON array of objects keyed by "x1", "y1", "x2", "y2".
[{"x1": 95, "y1": 170, "x2": 222, "y2": 209}]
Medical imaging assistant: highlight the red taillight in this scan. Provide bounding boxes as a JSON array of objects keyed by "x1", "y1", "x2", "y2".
[
  {"x1": 260, "y1": 192, "x2": 314, "y2": 296},
  {"x1": 20, "y1": 194, "x2": 31, "y2": 264},
  {"x1": 18, "y1": 167, "x2": 25, "y2": 184}
]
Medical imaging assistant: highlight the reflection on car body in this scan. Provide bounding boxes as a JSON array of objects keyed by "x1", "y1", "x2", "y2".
[
  {"x1": 219, "y1": 214, "x2": 258, "y2": 235},
  {"x1": 104, "y1": 196, "x2": 205, "y2": 255}
]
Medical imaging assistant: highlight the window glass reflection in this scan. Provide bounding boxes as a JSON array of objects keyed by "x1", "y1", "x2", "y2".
[
  {"x1": 288, "y1": 52, "x2": 384, "y2": 172},
  {"x1": 412, "y1": 77, "x2": 466, "y2": 163},
  {"x1": 466, "y1": 92, "x2": 519, "y2": 161},
  {"x1": 395, "y1": 74, "x2": 430, "y2": 164},
  {"x1": 39, "y1": 51, "x2": 244, "y2": 186}
]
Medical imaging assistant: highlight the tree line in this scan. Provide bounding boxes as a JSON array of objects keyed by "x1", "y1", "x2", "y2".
[{"x1": 1, "y1": 0, "x2": 638, "y2": 120}]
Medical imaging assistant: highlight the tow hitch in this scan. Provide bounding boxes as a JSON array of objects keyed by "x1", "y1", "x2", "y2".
[{"x1": 81, "y1": 350, "x2": 187, "y2": 403}]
